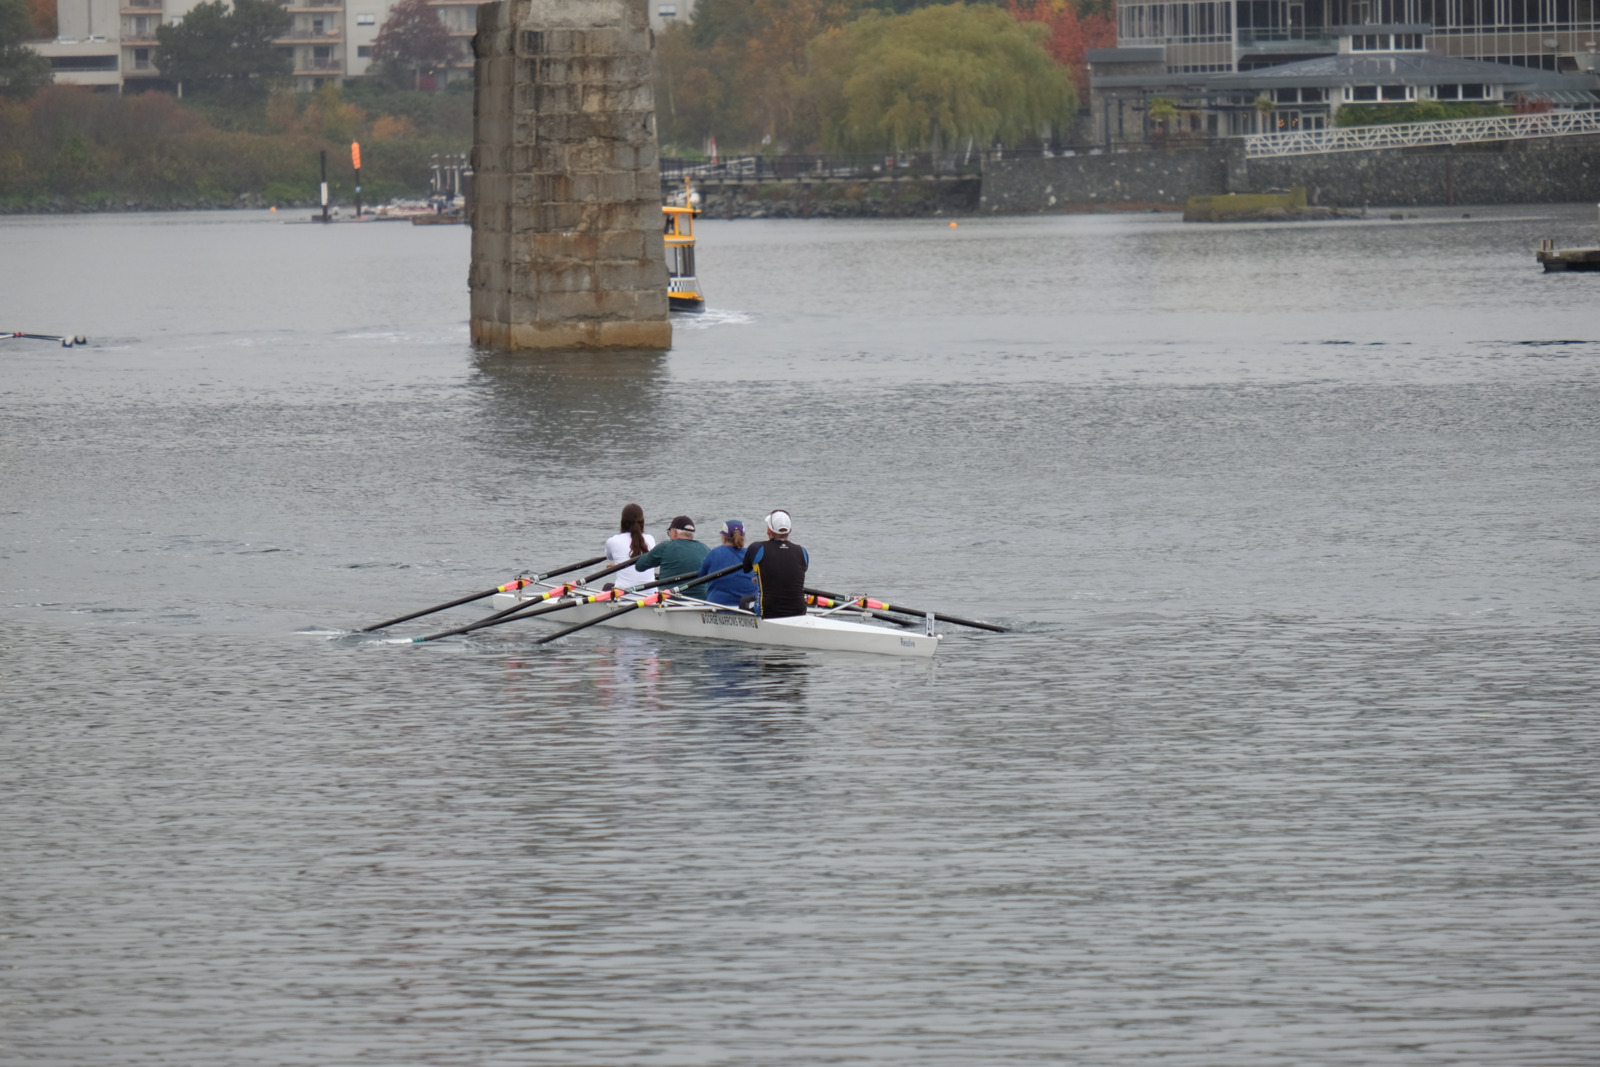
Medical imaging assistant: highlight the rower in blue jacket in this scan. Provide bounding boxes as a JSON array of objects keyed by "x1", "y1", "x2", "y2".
[{"x1": 697, "y1": 520, "x2": 758, "y2": 607}]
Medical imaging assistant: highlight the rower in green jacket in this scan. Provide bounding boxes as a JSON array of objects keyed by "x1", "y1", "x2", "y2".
[{"x1": 631, "y1": 515, "x2": 711, "y2": 597}]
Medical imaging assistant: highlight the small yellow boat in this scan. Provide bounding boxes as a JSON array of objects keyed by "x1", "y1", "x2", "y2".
[{"x1": 663, "y1": 181, "x2": 704, "y2": 313}]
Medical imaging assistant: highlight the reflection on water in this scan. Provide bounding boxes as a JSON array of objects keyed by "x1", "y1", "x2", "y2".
[
  {"x1": 3, "y1": 208, "x2": 1599, "y2": 1066},
  {"x1": 469, "y1": 349, "x2": 667, "y2": 469}
]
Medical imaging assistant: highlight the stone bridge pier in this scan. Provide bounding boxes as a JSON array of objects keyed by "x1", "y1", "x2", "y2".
[{"x1": 469, "y1": 0, "x2": 671, "y2": 350}]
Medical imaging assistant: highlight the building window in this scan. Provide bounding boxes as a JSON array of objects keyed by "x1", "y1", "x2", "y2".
[
  {"x1": 1462, "y1": 83, "x2": 1486, "y2": 98},
  {"x1": 357, "y1": 44, "x2": 371, "y2": 57},
  {"x1": 51, "y1": 54, "x2": 119, "y2": 70},
  {"x1": 1349, "y1": 85, "x2": 1379, "y2": 100},
  {"x1": 1381, "y1": 84, "x2": 1409, "y2": 100},
  {"x1": 133, "y1": 46, "x2": 151, "y2": 69},
  {"x1": 658, "y1": 3, "x2": 676, "y2": 15},
  {"x1": 356, "y1": 12, "x2": 374, "y2": 24}
]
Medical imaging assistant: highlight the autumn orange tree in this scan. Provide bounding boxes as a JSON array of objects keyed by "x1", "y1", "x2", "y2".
[
  {"x1": 1003, "y1": 0, "x2": 1115, "y2": 98},
  {"x1": 24, "y1": 0, "x2": 52, "y2": 37}
]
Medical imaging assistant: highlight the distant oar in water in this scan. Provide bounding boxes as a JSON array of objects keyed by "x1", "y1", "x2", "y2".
[
  {"x1": 356, "y1": 554, "x2": 605, "y2": 632},
  {"x1": 4, "y1": 332, "x2": 87, "y2": 347},
  {"x1": 803, "y1": 587, "x2": 1009, "y2": 633}
]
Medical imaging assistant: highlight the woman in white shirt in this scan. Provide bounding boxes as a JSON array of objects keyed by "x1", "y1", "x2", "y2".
[{"x1": 603, "y1": 503, "x2": 657, "y2": 590}]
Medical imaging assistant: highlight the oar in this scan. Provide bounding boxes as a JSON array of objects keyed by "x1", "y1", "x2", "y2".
[
  {"x1": 410, "y1": 582, "x2": 584, "y2": 642},
  {"x1": 803, "y1": 586, "x2": 1009, "y2": 633},
  {"x1": 356, "y1": 553, "x2": 606, "y2": 632},
  {"x1": 533, "y1": 563, "x2": 748, "y2": 646},
  {"x1": 805, "y1": 595, "x2": 915, "y2": 627},
  {"x1": 5, "y1": 332, "x2": 85, "y2": 346},
  {"x1": 411, "y1": 585, "x2": 601, "y2": 642},
  {"x1": 533, "y1": 591, "x2": 667, "y2": 645},
  {"x1": 413, "y1": 564, "x2": 744, "y2": 644},
  {"x1": 580, "y1": 555, "x2": 646, "y2": 584}
]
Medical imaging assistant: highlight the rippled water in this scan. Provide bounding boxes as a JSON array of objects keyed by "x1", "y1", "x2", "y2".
[{"x1": 3, "y1": 205, "x2": 1599, "y2": 1064}]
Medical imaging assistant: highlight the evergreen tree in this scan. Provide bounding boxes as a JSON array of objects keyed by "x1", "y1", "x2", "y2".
[
  {"x1": 154, "y1": 0, "x2": 291, "y2": 95},
  {"x1": 0, "y1": 0, "x2": 51, "y2": 100}
]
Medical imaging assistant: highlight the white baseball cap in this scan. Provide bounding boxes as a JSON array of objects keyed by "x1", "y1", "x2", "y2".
[{"x1": 765, "y1": 509, "x2": 792, "y2": 535}]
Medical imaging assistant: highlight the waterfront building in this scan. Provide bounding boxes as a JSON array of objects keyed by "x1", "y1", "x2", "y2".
[
  {"x1": 1089, "y1": 0, "x2": 1600, "y2": 144},
  {"x1": 31, "y1": 0, "x2": 484, "y2": 92}
]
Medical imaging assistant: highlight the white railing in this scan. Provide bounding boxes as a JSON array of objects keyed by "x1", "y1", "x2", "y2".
[{"x1": 1244, "y1": 109, "x2": 1600, "y2": 158}]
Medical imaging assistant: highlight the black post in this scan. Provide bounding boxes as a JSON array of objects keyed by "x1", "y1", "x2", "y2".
[{"x1": 319, "y1": 150, "x2": 330, "y2": 223}]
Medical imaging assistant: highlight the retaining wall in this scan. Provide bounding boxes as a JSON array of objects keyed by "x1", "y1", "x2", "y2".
[{"x1": 982, "y1": 134, "x2": 1600, "y2": 212}]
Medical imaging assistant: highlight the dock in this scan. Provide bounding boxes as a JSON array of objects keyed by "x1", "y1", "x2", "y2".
[
  {"x1": 1537, "y1": 207, "x2": 1600, "y2": 271},
  {"x1": 1537, "y1": 239, "x2": 1600, "y2": 271}
]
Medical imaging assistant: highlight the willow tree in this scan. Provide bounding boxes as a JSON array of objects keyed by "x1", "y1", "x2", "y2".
[{"x1": 806, "y1": 3, "x2": 1078, "y2": 156}]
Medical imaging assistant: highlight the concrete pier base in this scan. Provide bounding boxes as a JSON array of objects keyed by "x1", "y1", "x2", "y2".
[{"x1": 469, "y1": 0, "x2": 671, "y2": 351}]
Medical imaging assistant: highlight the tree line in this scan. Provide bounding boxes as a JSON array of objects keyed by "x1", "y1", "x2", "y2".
[
  {"x1": 656, "y1": 0, "x2": 1114, "y2": 156},
  {"x1": 0, "y1": 0, "x2": 1111, "y2": 206}
]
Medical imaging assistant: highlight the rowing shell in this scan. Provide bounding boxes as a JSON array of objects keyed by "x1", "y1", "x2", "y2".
[{"x1": 490, "y1": 587, "x2": 940, "y2": 658}]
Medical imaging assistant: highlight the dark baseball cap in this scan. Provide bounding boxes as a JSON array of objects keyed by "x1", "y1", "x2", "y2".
[{"x1": 668, "y1": 515, "x2": 696, "y2": 532}]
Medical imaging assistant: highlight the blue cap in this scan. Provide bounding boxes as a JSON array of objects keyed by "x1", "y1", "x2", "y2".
[{"x1": 719, "y1": 520, "x2": 743, "y2": 536}]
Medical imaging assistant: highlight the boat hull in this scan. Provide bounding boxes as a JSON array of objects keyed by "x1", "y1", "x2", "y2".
[{"x1": 489, "y1": 592, "x2": 939, "y2": 657}]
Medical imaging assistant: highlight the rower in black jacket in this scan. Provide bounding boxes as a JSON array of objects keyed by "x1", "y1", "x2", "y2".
[{"x1": 741, "y1": 510, "x2": 808, "y2": 618}]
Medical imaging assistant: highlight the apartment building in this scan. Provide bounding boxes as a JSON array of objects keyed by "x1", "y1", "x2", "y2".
[
  {"x1": 33, "y1": 0, "x2": 486, "y2": 92},
  {"x1": 1089, "y1": 0, "x2": 1600, "y2": 141}
]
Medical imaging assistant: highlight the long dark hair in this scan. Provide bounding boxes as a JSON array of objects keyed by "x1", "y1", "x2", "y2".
[{"x1": 620, "y1": 503, "x2": 646, "y2": 556}]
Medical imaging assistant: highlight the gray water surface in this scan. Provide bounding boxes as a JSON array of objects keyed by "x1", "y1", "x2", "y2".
[{"x1": 3, "y1": 206, "x2": 1598, "y2": 1064}]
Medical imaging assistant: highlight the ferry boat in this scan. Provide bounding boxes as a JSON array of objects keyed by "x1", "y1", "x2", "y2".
[{"x1": 663, "y1": 182, "x2": 705, "y2": 312}]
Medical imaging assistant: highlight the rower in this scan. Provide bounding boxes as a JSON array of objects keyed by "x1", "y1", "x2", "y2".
[
  {"x1": 697, "y1": 519, "x2": 758, "y2": 607},
  {"x1": 741, "y1": 510, "x2": 808, "y2": 618},
  {"x1": 604, "y1": 503, "x2": 656, "y2": 590},
  {"x1": 631, "y1": 515, "x2": 710, "y2": 597}
]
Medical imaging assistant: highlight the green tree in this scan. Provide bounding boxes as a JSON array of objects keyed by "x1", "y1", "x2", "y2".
[
  {"x1": 370, "y1": 0, "x2": 452, "y2": 90},
  {"x1": 154, "y1": 0, "x2": 291, "y2": 95},
  {"x1": 0, "y1": 0, "x2": 51, "y2": 100},
  {"x1": 806, "y1": 3, "x2": 1077, "y2": 155},
  {"x1": 671, "y1": 0, "x2": 867, "y2": 150}
]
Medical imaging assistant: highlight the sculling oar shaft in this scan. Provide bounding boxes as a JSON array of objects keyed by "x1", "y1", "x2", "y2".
[
  {"x1": 634, "y1": 562, "x2": 742, "y2": 594},
  {"x1": 412, "y1": 591, "x2": 592, "y2": 642},
  {"x1": 534, "y1": 592, "x2": 661, "y2": 645},
  {"x1": 806, "y1": 597, "x2": 915, "y2": 627},
  {"x1": 360, "y1": 576, "x2": 540, "y2": 633},
  {"x1": 413, "y1": 565, "x2": 746, "y2": 644},
  {"x1": 412, "y1": 581, "x2": 585, "y2": 641},
  {"x1": 357, "y1": 554, "x2": 605, "y2": 632},
  {"x1": 804, "y1": 587, "x2": 1008, "y2": 633},
  {"x1": 535, "y1": 554, "x2": 607, "y2": 581},
  {"x1": 581, "y1": 556, "x2": 644, "y2": 584}
]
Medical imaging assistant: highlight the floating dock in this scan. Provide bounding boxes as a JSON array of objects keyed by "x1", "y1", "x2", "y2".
[
  {"x1": 1537, "y1": 239, "x2": 1600, "y2": 271},
  {"x1": 1537, "y1": 207, "x2": 1600, "y2": 271}
]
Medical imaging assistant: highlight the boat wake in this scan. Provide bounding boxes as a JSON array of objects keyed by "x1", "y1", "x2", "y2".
[{"x1": 674, "y1": 308, "x2": 753, "y2": 330}]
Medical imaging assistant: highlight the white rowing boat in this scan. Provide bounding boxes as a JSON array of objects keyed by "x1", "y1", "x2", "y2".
[{"x1": 489, "y1": 583, "x2": 941, "y2": 658}]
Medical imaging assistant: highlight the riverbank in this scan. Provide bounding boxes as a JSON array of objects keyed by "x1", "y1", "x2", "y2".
[{"x1": 690, "y1": 178, "x2": 982, "y2": 219}]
